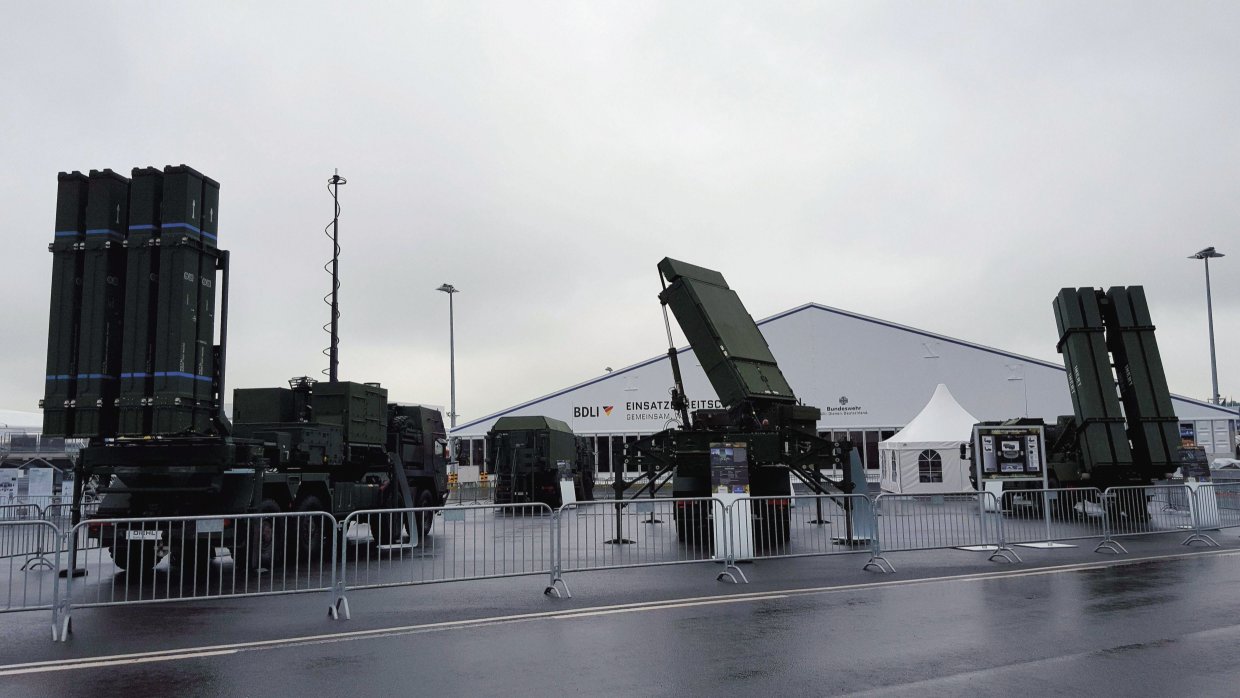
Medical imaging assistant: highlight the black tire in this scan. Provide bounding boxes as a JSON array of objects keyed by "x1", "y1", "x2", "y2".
[
  {"x1": 294, "y1": 495, "x2": 329, "y2": 563},
  {"x1": 365, "y1": 488, "x2": 405, "y2": 548},
  {"x1": 415, "y1": 489, "x2": 435, "y2": 539},
  {"x1": 169, "y1": 539, "x2": 215, "y2": 578},
  {"x1": 110, "y1": 540, "x2": 161, "y2": 572},
  {"x1": 243, "y1": 499, "x2": 285, "y2": 572},
  {"x1": 753, "y1": 501, "x2": 790, "y2": 549},
  {"x1": 579, "y1": 471, "x2": 595, "y2": 502}
]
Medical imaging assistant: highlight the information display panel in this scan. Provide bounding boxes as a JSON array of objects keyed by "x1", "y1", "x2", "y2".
[
  {"x1": 710, "y1": 442, "x2": 750, "y2": 494},
  {"x1": 974, "y1": 425, "x2": 1046, "y2": 484}
]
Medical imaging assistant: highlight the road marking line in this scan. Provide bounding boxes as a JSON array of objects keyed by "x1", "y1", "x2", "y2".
[
  {"x1": 0, "y1": 649, "x2": 239, "y2": 677},
  {"x1": 2, "y1": 547, "x2": 1235, "y2": 677},
  {"x1": 556, "y1": 594, "x2": 790, "y2": 618}
]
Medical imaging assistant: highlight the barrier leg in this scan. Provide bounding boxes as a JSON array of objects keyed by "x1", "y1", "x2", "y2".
[
  {"x1": 1182, "y1": 484, "x2": 1219, "y2": 548},
  {"x1": 544, "y1": 510, "x2": 572, "y2": 598},
  {"x1": 715, "y1": 503, "x2": 747, "y2": 584},
  {"x1": 328, "y1": 524, "x2": 350, "y2": 620},
  {"x1": 862, "y1": 501, "x2": 893, "y2": 573},
  {"x1": 987, "y1": 504, "x2": 1021, "y2": 564}
]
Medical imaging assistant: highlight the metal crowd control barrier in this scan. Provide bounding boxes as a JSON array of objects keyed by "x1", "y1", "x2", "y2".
[
  {"x1": 338, "y1": 503, "x2": 555, "y2": 616},
  {"x1": 1202, "y1": 482, "x2": 1240, "y2": 536},
  {"x1": 1092, "y1": 484, "x2": 1200, "y2": 554},
  {"x1": 449, "y1": 481, "x2": 495, "y2": 505},
  {"x1": 998, "y1": 487, "x2": 1108, "y2": 548},
  {"x1": 872, "y1": 491, "x2": 1017, "y2": 568},
  {"x1": 58, "y1": 511, "x2": 340, "y2": 641},
  {"x1": 548, "y1": 497, "x2": 740, "y2": 597},
  {"x1": 722, "y1": 494, "x2": 881, "y2": 566},
  {"x1": 0, "y1": 520, "x2": 61, "y2": 639},
  {"x1": 0, "y1": 503, "x2": 43, "y2": 524}
]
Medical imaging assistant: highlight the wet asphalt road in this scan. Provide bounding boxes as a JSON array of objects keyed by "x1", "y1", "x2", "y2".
[{"x1": 5, "y1": 539, "x2": 1240, "y2": 697}]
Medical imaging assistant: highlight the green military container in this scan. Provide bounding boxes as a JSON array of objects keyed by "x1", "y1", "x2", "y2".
[
  {"x1": 233, "y1": 387, "x2": 298, "y2": 424},
  {"x1": 313, "y1": 381, "x2": 388, "y2": 446},
  {"x1": 488, "y1": 415, "x2": 594, "y2": 507}
]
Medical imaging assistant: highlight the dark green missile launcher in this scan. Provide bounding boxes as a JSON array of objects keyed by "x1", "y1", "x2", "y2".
[
  {"x1": 46, "y1": 165, "x2": 449, "y2": 574},
  {"x1": 488, "y1": 416, "x2": 595, "y2": 507},
  {"x1": 972, "y1": 286, "x2": 1183, "y2": 522},
  {"x1": 1050, "y1": 286, "x2": 1180, "y2": 487},
  {"x1": 41, "y1": 165, "x2": 229, "y2": 439},
  {"x1": 620, "y1": 258, "x2": 856, "y2": 545}
]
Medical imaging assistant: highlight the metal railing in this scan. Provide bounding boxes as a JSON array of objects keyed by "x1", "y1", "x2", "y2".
[
  {"x1": 58, "y1": 511, "x2": 341, "y2": 640},
  {"x1": 871, "y1": 491, "x2": 1017, "y2": 569},
  {"x1": 4, "y1": 481, "x2": 1239, "y2": 642},
  {"x1": 338, "y1": 503, "x2": 556, "y2": 615},
  {"x1": 1093, "y1": 485, "x2": 1200, "y2": 553},
  {"x1": 0, "y1": 520, "x2": 62, "y2": 637},
  {"x1": 997, "y1": 487, "x2": 1108, "y2": 548},
  {"x1": 720, "y1": 494, "x2": 879, "y2": 562}
]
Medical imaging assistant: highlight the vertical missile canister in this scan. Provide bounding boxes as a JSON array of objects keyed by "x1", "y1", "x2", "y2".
[
  {"x1": 72, "y1": 169, "x2": 130, "y2": 437},
  {"x1": 192, "y1": 174, "x2": 221, "y2": 432},
  {"x1": 117, "y1": 167, "x2": 164, "y2": 435},
  {"x1": 42, "y1": 172, "x2": 90, "y2": 436},
  {"x1": 151, "y1": 165, "x2": 215, "y2": 433}
]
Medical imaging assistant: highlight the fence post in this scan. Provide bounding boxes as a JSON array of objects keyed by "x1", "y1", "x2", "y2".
[
  {"x1": 1093, "y1": 487, "x2": 1128, "y2": 554},
  {"x1": 328, "y1": 514, "x2": 349, "y2": 620},
  {"x1": 53, "y1": 523, "x2": 73, "y2": 641},
  {"x1": 1183, "y1": 483, "x2": 1219, "y2": 547},
  {"x1": 863, "y1": 494, "x2": 893, "y2": 573},
  {"x1": 986, "y1": 491, "x2": 1021, "y2": 564},
  {"x1": 715, "y1": 498, "x2": 747, "y2": 584},
  {"x1": 544, "y1": 507, "x2": 571, "y2": 598}
]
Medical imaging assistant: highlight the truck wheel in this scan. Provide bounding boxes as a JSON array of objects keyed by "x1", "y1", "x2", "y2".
[
  {"x1": 365, "y1": 510, "x2": 404, "y2": 547},
  {"x1": 110, "y1": 540, "x2": 161, "y2": 573},
  {"x1": 244, "y1": 499, "x2": 285, "y2": 572},
  {"x1": 295, "y1": 496, "x2": 329, "y2": 563},
  {"x1": 415, "y1": 489, "x2": 435, "y2": 539},
  {"x1": 169, "y1": 540, "x2": 215, "y2": 578},
  {"x1": 754, "y1": 501, "x2": 789, "y2": 549}
]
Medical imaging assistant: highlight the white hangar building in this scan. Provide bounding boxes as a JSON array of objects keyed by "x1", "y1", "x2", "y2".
[{"x1": 451, "y1": 303, "x2": 1238, "y2": 480}]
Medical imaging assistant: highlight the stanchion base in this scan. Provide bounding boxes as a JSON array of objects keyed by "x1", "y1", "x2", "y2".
[
  {"x1": 832, "y1": 537, "x2": 872, "y2": 547},
  {"x1": 807, "y1": 519, "x2": 830, "y2": 525},
  {"x1": 604, "y1": 538, "x2": 636, "y2": 545},
  {"x1": 57, "y1": 568, "x2": 88, "y2": 578},
  {"x1": 641, "y1": 518, "x2": 664, "y2": 525}
]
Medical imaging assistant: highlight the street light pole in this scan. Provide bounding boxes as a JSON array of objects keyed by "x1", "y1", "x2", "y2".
[
  {"x1": 436, "y1": 284, "x2": 459, "y2": 430},
  {"x1": 1189, "y1": 247, "x2": 1224, "y2": 404}
]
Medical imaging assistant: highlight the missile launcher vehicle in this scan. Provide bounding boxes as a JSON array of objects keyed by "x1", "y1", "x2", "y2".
[
  {"x1": 970, "y1": 286, "x2": 1184, "y2": 521},
  {"x1": 620, "y1": 259, "x2": 858, "y2": 545},
  {"x1": 41, "y1": 165, "x2": 447, "y2": 572}
]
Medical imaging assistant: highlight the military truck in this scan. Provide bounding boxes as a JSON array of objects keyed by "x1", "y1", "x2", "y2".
[
  {"x1": 42, "y1": 165, "x2": 447, "y2": 572},
  {"x1": 620, "y1": 259, "x2": 856, "y2": 545},
  {"x1": 969, "y1": 287, "x2": 1182, "y2": 522},
  {"x1": 487, "y1": 416, "x2": 595, "y2": 507}
]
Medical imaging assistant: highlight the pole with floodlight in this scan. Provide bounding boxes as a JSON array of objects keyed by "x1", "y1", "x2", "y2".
[{"x1": 1188, "y1": 247, "x2": 1224, "y2": 404}]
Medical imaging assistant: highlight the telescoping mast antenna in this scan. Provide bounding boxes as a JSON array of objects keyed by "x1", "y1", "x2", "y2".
[{"x1": 324, "y1": 169, "x2": 346, "y2": 383}]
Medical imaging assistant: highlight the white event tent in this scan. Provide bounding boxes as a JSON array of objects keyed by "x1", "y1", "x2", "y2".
[{"x1": 879, "y1": 384, "x2": 978, "y2": 494}]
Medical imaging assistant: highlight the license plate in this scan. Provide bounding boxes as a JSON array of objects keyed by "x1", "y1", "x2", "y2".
[
  {"x1": 197, "y1": 519, "x2": 225, "y2": 534},
  {"x1": 125, "y1": 530, "x2": 163, "y2": 541}
]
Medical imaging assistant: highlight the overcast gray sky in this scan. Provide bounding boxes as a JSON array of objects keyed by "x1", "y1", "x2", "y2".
[{"x1": 2, "y1": 1, "x2": 1236, "y2": 423}]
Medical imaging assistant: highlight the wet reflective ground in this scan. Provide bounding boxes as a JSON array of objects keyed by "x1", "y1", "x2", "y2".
[{"x1": 5, "y1": 539, "x2": 1240, "y2": 696}]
